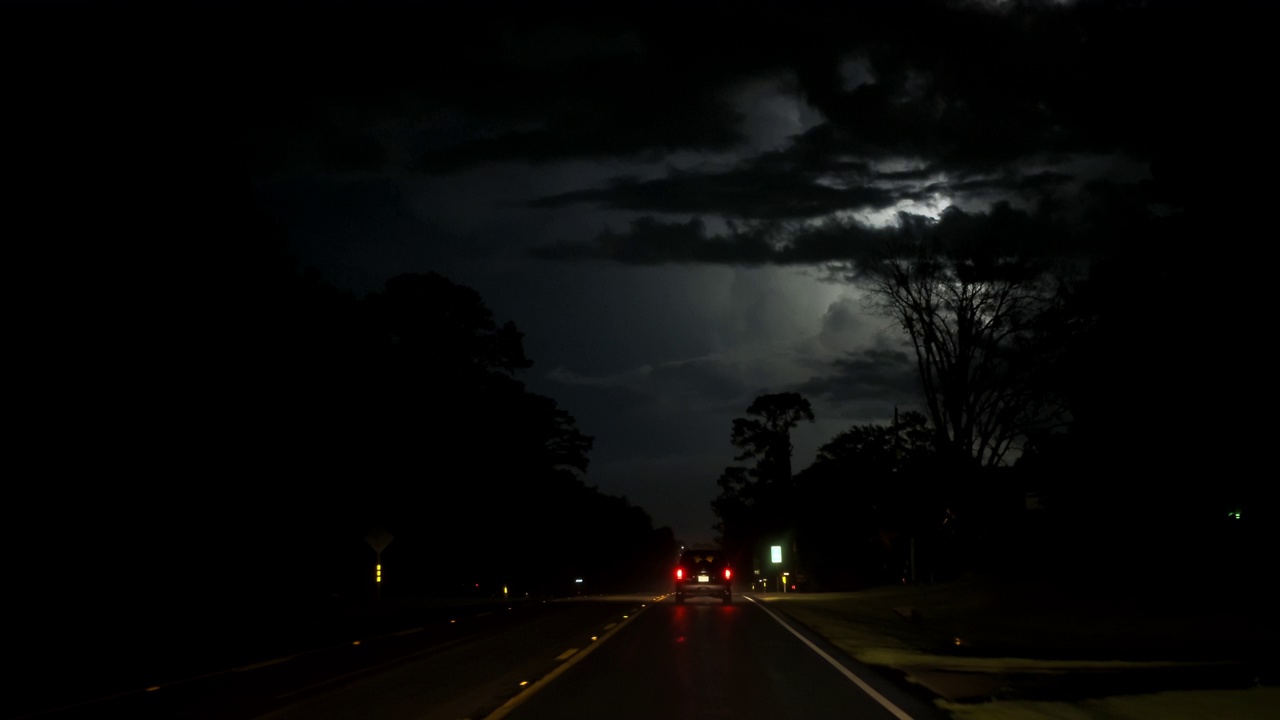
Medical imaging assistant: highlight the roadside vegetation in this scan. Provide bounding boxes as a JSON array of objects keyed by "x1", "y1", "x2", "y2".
[{"x1": 763, "y1": 574, "x2": 1279, "y2": 719}]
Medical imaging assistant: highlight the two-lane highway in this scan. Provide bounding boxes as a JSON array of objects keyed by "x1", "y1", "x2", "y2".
[
  {"x1": 498, "y1": 595, "x2": 940, "y2": 720},
  {"x1": 254, "y1": 596, "x2": 656, "y2": 720},
  {"x1": 21, "y1": 598, "x2": 651, "y2": 720},
  {"x1": 20, "y1": 594, "x2": 945, "y2": 720}
]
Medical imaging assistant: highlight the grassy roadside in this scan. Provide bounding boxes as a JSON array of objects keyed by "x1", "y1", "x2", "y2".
[{"x1": 760, "y1": 573, "x2": 1280, "y2": 719}]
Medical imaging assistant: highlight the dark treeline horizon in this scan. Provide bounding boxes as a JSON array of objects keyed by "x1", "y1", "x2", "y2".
[
  {"x1": 14, "y1": 91, "x2": 679, "y2": 636},
  {"x1": 707, "y1": 150, "x2": 1278, "y2": 593},
  {"x1": 706, "y1": 124, "x2": 1278, "y2": 593}
]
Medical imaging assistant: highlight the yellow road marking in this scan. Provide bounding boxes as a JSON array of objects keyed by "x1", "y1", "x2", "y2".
[
  {"x1": 555, "y1": 649, "x2": 578, "y2": 661},
  {"x1": 482, "y1": 608, "x2": 648, "y2": 720}
]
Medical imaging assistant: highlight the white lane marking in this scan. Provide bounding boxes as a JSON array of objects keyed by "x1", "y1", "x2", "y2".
[
  {"x1": 555, "y1": 648, "x2": 578, "y2": 661},
  {"x1": 602, "y1": 623, "x2": 617, "y2": 630},
  {"x1": 746, "y1": 596, "x2": 916, "y2": 720}
]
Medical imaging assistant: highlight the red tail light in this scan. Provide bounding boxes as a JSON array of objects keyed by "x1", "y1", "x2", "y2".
[
  {"x1": 724, "y1": 568, "x2": 732, "y2": 580},
  {"x1": 675, "y1": 568, "x2": 684, "y2": 580}
]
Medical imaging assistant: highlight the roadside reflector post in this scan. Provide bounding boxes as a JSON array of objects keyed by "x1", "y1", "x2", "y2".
[{"x1": 366, "y1": 526, "x2": 394, "y2": 607}]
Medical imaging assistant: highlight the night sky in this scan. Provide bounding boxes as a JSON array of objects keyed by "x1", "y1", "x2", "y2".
[{"x1": 18, "y1": 0, "x2": 1276, "y2": 548}]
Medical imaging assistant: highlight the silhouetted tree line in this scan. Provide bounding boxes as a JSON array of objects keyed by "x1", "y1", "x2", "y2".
[
  {"x1": 998, "y1": 149, "x2": 1276, "y2": 589},
  {"x1": 714, "y1": 158, "x2": 1276, "y2": 592},
  {"x1": 20, "y1": 107, "x2": 675, "y2": 640},
  {"x1": 713, "y1": 401, "x2": 1000, "y2": 591},
  {"x1": 790, "y1": 410, "x2": 967, "y2": 589},
  {"x1": 712, "y1": 392, "x2": 814, "y2": 571},
  {"x1": 209, "y1": 261, "x2": 679, "y2": 603},
  {"x1": 267, "y1": 268, "x2": 675, "y2": 601}
]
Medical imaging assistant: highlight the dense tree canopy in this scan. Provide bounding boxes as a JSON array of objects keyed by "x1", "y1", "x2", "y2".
[
  {"x1": 792, "y1": 411, "x2": 961, "y2": 589},
  {"x1": 713, "y1": 392, "x2": 814, "y2": 568},
  {"x1": 860, "y1": 214, "x2": 1074, "y2": 470}
]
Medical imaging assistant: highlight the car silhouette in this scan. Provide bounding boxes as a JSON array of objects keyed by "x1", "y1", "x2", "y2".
[{"x1": 674, "y1": 549, "x2": 732, "y2": 604}]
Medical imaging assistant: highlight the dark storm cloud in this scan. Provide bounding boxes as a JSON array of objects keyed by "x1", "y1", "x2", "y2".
[
  {"x1": 794, "y1": 348, "x2": 919, "y2": 409},
  {"x1": 202, "y1": 0, "x2": 1273, "y2": 223},
  {"x1": 529, "y1": 162, "x2": 899, "y2": 219},
  {"x1": 223, "y1": 2, "x2": 793, "y2": 176},
  {"x1": 789, "y1": 26, "x2": 1083, "y2": 168},
  {"x1": 531, "y1": 217, "x2": 776, "y2": 264},
  {"x1": 518, "y1": 0, "x2": 1272, "y2": 249},
  {"x1": 935, "y1": 170, "x2": 1075, "y2": 197},
  {"x1": 532, "y1": 201, "x2": 1074, "y2": 267},
  {"x1": 414, "y1": 100, "x2": 746, "y2": 174},
  {"x1": 177, "y1": 0, "x2": 1269, "y2": 196},
  {"x1": 526, "y1": 136, "x2": 1080, "y2": 225},
  {"x1": 782, "y1": 2, "x2": 1267, "y2": 172}
]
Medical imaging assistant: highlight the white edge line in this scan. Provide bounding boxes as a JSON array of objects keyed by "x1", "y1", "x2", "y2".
[{"x1": 746, "y1": 596, "x2": 916, "y2": 720}]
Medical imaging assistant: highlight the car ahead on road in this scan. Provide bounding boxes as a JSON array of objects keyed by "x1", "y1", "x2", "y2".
[{"x1": 674, "y1": 549, "x2": 732, "y2": 604}]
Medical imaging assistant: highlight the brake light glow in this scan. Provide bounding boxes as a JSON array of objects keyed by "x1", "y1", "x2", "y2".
[
  {"x1": 676, "y1": 568, "x2": 684, "y2": 580},
  {"x1": 724, "y1": 568, "x2": 732, "y2": 580}
]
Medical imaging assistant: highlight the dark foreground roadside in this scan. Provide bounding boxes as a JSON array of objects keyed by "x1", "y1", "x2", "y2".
[{"x1": 10, "y1": 593, "x2": 537, "y2": 719}]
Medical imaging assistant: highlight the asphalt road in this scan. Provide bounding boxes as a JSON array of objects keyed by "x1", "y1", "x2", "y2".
[
  {"x1": 15, "y1": 598, "x2": 636, "y2": 720},
  {"x1": 11, "y1": 595, "x2": 947, "y2": 720},
  {"x1": 499, "y1": 595, "x2": 944, "y2": 720}
]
